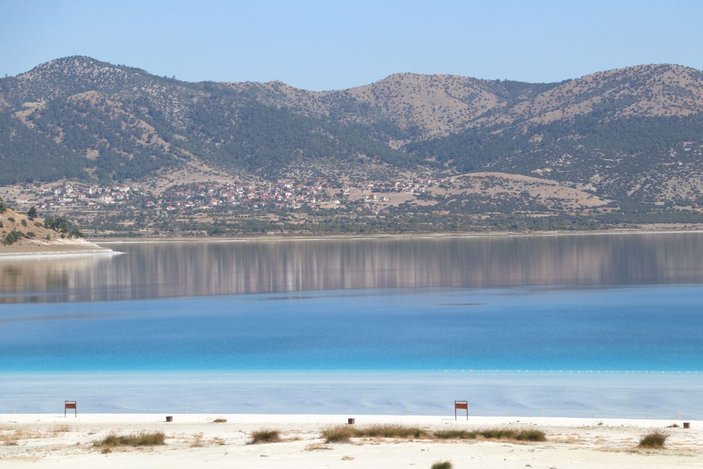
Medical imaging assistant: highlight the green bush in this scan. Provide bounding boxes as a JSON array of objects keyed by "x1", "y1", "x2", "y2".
[
  {"x1": 3, "y1": 230, "x2": 23, "y2": 245},
  {"x1": 43, "y1": 215, "x2": 83, "y2": 238}
]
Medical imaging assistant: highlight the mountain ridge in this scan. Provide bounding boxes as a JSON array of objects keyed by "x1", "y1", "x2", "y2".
[{"x1": 1, "y1": 56, "x2": 702, "y2": 211}]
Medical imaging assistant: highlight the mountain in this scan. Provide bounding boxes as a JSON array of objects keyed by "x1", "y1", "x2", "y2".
[
  {"x1": 409, "y1": 64, "x2": 703, "y2": 205},
  {"x1": 1, "y1": 56, "x2": 703, "y2": 209}
]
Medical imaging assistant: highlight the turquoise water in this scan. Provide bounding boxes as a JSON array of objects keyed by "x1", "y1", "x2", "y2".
[
  {"x1": 1, "y1": 285, "x2": 701, "y2": 373},
  {"x1": 2, "y1": 371, "x2": 702, "y2": 417},
  {"x1": 2, "y1": 235, "x2": 703, "y2": 417}
]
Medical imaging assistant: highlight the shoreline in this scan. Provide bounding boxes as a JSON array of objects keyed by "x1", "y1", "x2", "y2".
[
  {"x1": 2, "y1": 413, "x2": 697, "y2": 428},
  {"x1": 2, "y1": 413, "x2": 701, "y2": 468},
  {"x1": 0, "y1": 248, "x2": 119, "y2": 260},
  {"x1": 0, "y1": 237, "x2": 117, "y2": 260},
  {"x1": 2, "y1": 225, "x2": 701, "y2": 250},
  {"x1": 91, "y1": 225, "x2": 703, "y2": 244}
]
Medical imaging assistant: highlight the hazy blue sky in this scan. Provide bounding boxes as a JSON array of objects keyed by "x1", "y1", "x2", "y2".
[{"x1": 1, "y1": 0, "x2": 701, "y2": 90}]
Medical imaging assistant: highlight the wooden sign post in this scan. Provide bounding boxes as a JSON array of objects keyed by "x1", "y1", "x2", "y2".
[
  {"x1": 454, "y1": 400, "x2": 469, "y2": 420},
  {"x1": 64, "y1": 400, "x2": 77, "y2": 417}
]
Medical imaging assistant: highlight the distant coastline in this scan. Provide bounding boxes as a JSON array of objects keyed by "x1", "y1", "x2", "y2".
[
  {"x1": 5, "y1": 224, "x2": 702, "y2": 257},
  {"x1": 92, "y1": 224, "x2": 703, "y2": 244}
]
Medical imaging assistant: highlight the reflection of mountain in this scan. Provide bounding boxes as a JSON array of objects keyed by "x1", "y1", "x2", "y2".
[
  {"x1": 2, "y1": 234, "x2": 703, "y2": 303},
  {"x1": 1, "y1": 256, "x2": 100, "y2": 301}
]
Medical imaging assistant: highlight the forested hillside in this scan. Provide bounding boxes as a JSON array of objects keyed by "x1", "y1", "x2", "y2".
[{"x1": 1, "y1": 56, "x2": 702, "y2": 208}]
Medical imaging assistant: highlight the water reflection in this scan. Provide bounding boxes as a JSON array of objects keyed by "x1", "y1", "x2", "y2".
[{"x1": 2, "y1": 233, "x2": 703, "y2": 303}]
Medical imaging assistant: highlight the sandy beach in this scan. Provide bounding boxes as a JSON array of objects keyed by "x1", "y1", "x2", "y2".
[{"x1": 1, "y1": 414, "x2": 700, "y2": 468}]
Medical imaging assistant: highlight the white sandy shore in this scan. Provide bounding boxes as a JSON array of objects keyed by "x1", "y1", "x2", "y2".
[
  {"x1": 0, "y1": 249, "x2": 119, "y2": 260},
  {"x1": 1, "y1": 414, "x2": 700, "y2": 468},
  {"x1": 0, "y1": 238, "x2": 119, "y2": 260}
]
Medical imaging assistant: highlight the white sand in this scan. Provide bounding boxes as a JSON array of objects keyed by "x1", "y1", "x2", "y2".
[
  {"x1": 1, "y1": 414, "x2": 700, "y2": 468},
  {"x1": 0, "y1": 238, "x2": 118, "y2": 260}
]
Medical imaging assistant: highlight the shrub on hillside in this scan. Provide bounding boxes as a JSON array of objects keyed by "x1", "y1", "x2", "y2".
[{"x1": 3, "y1": 230, "x2": 23, "y2": 246}]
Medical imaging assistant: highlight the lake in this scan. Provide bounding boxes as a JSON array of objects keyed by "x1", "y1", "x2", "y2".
[{"x1": 1, "y1": 233, "x2": 702, "y2": 417}]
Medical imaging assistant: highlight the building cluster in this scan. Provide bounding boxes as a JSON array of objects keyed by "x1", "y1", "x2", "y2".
[
  {"x1": 27, "y1": 184, "x2": 136, "y2": 211},
  {"x1": 159, "y1": 179, "x2": 338, "y2": 213},
  {"x1": 8, "y1": 177, "x2": 439, "y2": 217}
]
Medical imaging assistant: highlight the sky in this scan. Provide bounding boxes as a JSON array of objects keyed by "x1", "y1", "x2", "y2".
[{"x1": 1, "y1": 0, "x2": 701, "y2": 90}]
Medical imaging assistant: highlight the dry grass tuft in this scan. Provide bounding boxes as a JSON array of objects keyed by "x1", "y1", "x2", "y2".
[
  {"x1": 433, "y1": 429, "x2": 476, "y2": 440},
  {"x1": 1, "y1": 429, "x2": 38, "y2": 445},
  {"x1": 249, "y1": 429, "x2": 282, "y2": 444},
  {"x1": 431, "y1": 462, "x2": 453, "y2": 469},
  {"x1": 305, "y1": 443, "x2": 333, "y2": 451},
  {"x1": 515, "y1": 429, "x2": 547, "y2": 442},
  {"x1": 190, "y1": 433, "x2": 204, "y2": 447},
  {"x1": 433, "y1": 428, "x2": 546, "y2": 442},
  {"x1": 2, "y1": 430, "x2": 21, "y2": 446},
  {"x1": 322, "y1": 424, "x2": 430, "y2": 443},
  {"x1": 321, "y1": 426, "x2": 356, "y2": 443},
  {"x1": 50, "y1": 425, "x2": 71, "y2": 434},
  {"x1": 356, "y1": 424, "x2": 428, "y2": 439},
  {"x1": 321, "y1": 424, "x2": 545, "y2": 444},
  {"x1": 638, "y1": 431, "x2": 668, "y2": 449},
  {"x1": 212, "y1": 418, "x2": 227, "y2": 423},
  {"x1": 95, "y1": 431, "x2": 166, "y2": 447}
]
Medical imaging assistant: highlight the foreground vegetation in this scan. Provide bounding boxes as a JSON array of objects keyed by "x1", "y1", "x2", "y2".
[
  {"x1": 321, "y1": 425, "x2": 546, "y2": 443},
  {"x1": 95, "y1": 431, "x2": 165, "y2": 447},
  {"x1": 434, "y1": 428, "x2": 546, "y2": 441},
  {"x1": 249, "y1": 429, "x2": 282, "y2": 444},
  {"x1": 638, "y1": 431, "x2": 668, "y2": 449},
  {"x1": 431, "y1": 462, "x2": 453, "y2": 469}
]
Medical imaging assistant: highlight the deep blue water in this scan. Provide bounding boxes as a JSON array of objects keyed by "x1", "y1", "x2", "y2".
[{"x1": 2, "y1": 285, "x2": 701, "y2": 373}]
